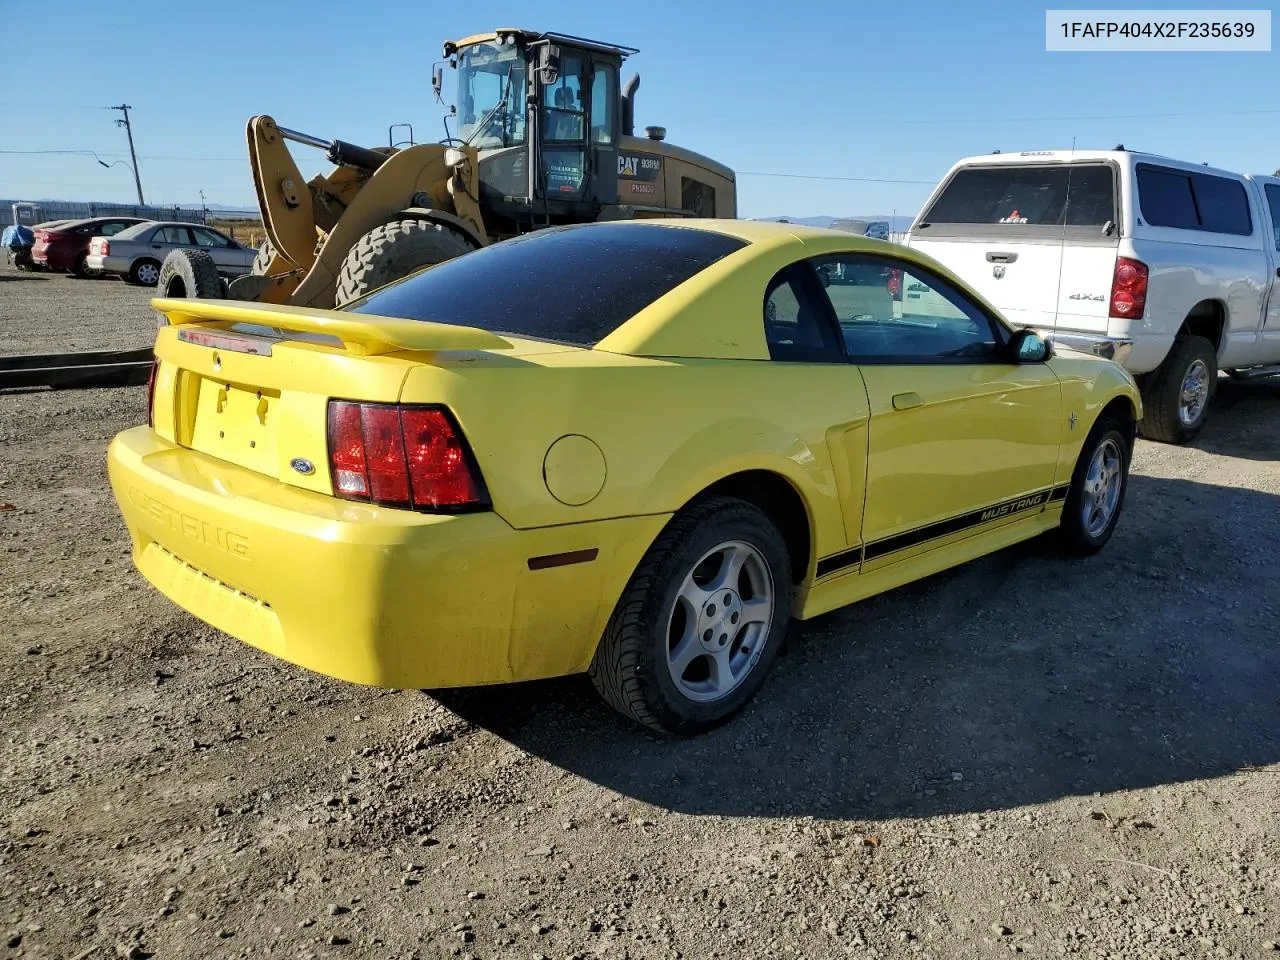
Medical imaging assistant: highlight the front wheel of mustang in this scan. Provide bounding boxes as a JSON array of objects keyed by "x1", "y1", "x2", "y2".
[
  {"x1": 589, "y1": 495, "x2": 793, "y2": 736},
  {"x1": 1058, "y1": 414, "x2": 1133, "y2": 555}
]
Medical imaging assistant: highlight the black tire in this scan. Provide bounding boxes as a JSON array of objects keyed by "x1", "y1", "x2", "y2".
[
  {"x1": 252, "y1": 237, "x2": 281, "y2": 276},
  {"x1": 333, "y1": 219, "x2": 473, "y2": 307},
  {"x1": 71, "y1": 252, "x2": 92, "y2": 279},
  {"x1": 588, "y1": 496, "x2": 793, "y2": 736},
  {"x1": 1137, "y1": 334, "x2": 1217, "y2": 444},
  {"x1": 157, "y1": 248, "x2": 223, "y2": 299},
  {"x1": 127, "y1": 259, "x2": 162, "y2": 286},
  {"x1": 1057, "y1": 414, "x2": 1132, "y2": 555}
]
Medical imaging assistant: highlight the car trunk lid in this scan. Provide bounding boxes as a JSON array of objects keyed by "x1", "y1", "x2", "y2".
[{"x1": 148, "y1": 298, "x2": 520, "y2": 495}]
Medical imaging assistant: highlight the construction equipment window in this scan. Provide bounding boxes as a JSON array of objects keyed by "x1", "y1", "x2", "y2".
[
  {"x1": 681, "y1": 178, "x2": 716, "y2": 218},
  {"x1": 590, "y1": 68, "x2": 616, "y2": 145},
  {"x1": 544, "y1": 55, "x2": 586, "y2": 142}
]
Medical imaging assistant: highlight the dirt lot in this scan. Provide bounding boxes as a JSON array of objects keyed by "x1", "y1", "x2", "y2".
[{"x1": 3, "y1": 263, "x2": 1279, "y2": 960}]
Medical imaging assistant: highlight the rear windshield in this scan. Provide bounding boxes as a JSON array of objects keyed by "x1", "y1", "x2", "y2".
[
  {"x1": 918, "y1": 163, "x2": 1117, "y2": 239},
  {"x1": 344, "y1": 222, "x2": 748, "y2": 347}
]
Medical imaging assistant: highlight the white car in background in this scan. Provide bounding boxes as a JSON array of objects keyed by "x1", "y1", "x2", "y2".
[{"x1": 86, "y1": 221, "x2": 256, "y2": 286}]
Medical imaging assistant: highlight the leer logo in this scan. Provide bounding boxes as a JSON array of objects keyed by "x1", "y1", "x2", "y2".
[{"x1": 998, "y1": 208, "x2": 1029, "y2": 224}]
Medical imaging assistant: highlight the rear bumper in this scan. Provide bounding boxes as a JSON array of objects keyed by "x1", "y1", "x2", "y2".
[
  {"x1": 34, "y1": 246, "x2": 75, "y2": 271},
  {"x1": 87, "y1": 254, "x2": 130, "y2": 274},
  {"x1": 107, "y1": 427, "x2": 667, "y2": 689},
  {"x1": 1043, "y1": 330, "x2": 1134, "y2": 367}
]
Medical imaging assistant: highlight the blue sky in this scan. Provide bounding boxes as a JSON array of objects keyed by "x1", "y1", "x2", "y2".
[{"x1": 1, "y1": 1, "x2": 1275, "y2": 218}]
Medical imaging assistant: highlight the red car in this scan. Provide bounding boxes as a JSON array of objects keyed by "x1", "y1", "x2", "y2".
[{"x1": 32, "y1": 217, "x2": 148, "y2": 276}]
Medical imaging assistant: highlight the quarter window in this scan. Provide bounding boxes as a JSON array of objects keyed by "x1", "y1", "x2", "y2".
[
  {"x1": 811, "y1": 255, "x2": 1002, "y2": 362},
  {"x1": 1136, "y1": 164, "x2": 1253, "y2": 235},
  {"x1": 763, "y1": 264, "x2": 843, "y2": 362}
]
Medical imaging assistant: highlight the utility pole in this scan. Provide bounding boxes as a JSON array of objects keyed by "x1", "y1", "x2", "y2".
[{"x1": 110, "y1": 104, "x2": 145, "y2": 205}]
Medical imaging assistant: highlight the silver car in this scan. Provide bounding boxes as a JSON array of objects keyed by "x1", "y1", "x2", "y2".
[{"x1": 86, "y1": 220, "x2": 257, "y2": 286}]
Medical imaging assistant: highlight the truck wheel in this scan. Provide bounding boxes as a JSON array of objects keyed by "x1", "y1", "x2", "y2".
[
  {"x1": 588, "y1": 496, "x2": 793, "y2": 737},
  {"x1": 157, "y1": 249, "x2": 223, "y2": 300},
  {"x1": 1057, "y1": 412, "x2": 1132, "y2": 555},
  {"x1": 333, "y1": 219, "x2": 473, "y2": 307},
  {"x1": 1138, "y1": 334, "x2": 1217, "y2": 444}
]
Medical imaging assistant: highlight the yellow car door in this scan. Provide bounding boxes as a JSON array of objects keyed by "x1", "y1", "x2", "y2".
[{"x1": 810, "y1": 254, "x2": 1063, "y2": 572}]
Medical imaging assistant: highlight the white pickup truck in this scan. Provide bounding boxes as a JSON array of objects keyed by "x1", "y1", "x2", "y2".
[{"x1": 904, "y1": 148, "x2": 1280, "y2": 443}]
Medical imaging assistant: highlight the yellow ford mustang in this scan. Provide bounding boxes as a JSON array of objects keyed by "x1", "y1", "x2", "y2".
[{"x1": 107, "y1": 219, "x2": 1140, "y2": 735}]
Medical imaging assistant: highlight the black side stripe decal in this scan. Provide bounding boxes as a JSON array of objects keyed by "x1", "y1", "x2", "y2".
[{"x1": 817, "y1": 482, "x2": 1072, "y2": 578}]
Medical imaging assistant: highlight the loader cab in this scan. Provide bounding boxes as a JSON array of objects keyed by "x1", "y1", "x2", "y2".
[{"x1": 445, "y1": 29, "x2": 633, "y2": 230}]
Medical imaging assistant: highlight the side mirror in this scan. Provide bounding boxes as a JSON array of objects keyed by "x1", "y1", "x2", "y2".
[
  {"x1": 1009, "y1": 327, "x2": 1052, "y2": 363},
  {"x1": 538, "y1": 44, "x2": 560, "y2": 84},
  {"x1": 432, "y1": 65, "x2": 443, "y2": 99}
]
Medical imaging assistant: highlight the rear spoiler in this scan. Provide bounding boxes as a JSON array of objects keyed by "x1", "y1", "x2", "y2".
[{"x1": 152, "y1": 298, "x2": 512, "y2": 356}]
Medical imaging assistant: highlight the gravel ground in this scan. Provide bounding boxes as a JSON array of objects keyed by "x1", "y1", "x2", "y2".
[{"x1": 3, "y1": 262, "x2": 1279, "y2": 960}]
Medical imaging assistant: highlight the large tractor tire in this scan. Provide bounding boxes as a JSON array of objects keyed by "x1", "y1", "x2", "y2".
[
  {"x1": 252, "y1": 237, "x2": 283, "y2": 276},
  {"x1": 157, "y1": 248, "x2": 223, "y2": 300},
  {"x1": 334, "y1": 219, "x2": 473, "y2": 307}
]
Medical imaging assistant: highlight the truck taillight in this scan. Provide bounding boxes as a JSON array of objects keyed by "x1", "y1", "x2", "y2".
[
  {"x1": 886, "y1": 267, "x2": 903, "y2": 300},
  {"x1": 1109, "y1": 257, "x2": 1148, "y2": 320},
  {"x1": 146, "y1": 357, "x2": 159, "y2": 426},
  {"x1": 326, "y1": 401, "x2": 490, "y2": 512}
]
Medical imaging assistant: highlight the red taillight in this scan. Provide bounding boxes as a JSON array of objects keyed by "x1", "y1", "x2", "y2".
[
  {"x1": 886, "y1": 267, "x2": 903, "y2": 299},
  {"x1": 326, "y1": 401, "x2": 488, "y2": 512},
  {"x1": 1109, "y1": 256, "x2": 1148, "y2": 320},
  {"x1": 145, "y1": 357, "x2": 159, "y2": 427}
]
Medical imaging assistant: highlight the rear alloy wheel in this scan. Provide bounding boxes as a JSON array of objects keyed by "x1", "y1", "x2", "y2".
[
  {"x1": 128, "y1": 259, "x2": 162, "y2": 286},
  {"x1": 72, "y1": 252, "x2": 96, "y2": 279},
  {"x1": 589, "y1": 496, "x2": 792, "y2": 736},
  {"x1": 333, "y1": 219, "x2": 474, "y2": 307},
  {"x1": 1057, "y1": 414, "x2": 1132, "y2": 555}
]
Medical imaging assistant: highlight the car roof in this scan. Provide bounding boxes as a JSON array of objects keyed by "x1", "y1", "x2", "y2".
[{"x1": 113, "y1": 220, "x2": 206, "y2": 238}]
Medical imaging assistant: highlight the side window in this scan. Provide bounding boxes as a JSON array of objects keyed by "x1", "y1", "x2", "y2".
[
  {"x1": 812, "y1": 255, "x2": 1001, "y2": 362},
  {"x1": 1191, "y1": 173, "x2": 1252, "y2": 235},
  {"x1": 156, "y1": 226, "x2": 192, "y2": 245},
  {"x1": 1136, "y1": 167, "x2": 1198, "y2": 229},
  {"x1": 193, "y1": 227, "x2": 230, "y2": 248},
  {"x1": 681, "y1": 177, "x2": 716, "y2": 218},
  {"x1": 100, "y1": 221, "x2": 131, "y2": 237},
  {"x1": 589, "y1": 66, "x2": 616, "y2": 145},
  {"x1": 1266, "y1": 185, "x2": 1280, "y2": 252},
  {"x1": 1138, "y1": 164, "x2": 1253, "y2": 235},
  {"x1": 763, "y1": 264, "x2": 842, "y2": 362}
]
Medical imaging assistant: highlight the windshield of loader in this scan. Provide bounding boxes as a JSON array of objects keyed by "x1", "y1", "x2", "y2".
[{"x1": 457, "y1": 41, "x2": 528, "y2": 149}]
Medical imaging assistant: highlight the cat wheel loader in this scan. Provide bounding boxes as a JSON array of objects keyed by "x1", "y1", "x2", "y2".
[{"x1": 158, "y1": 28, "x2": 737, "y2": 310}]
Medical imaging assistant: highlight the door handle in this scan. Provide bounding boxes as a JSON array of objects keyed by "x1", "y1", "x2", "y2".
[
  {"x1": 892, "y1": 392, "x2": 923, "y2": 410},
  {"x1": 986, "y1": 251, "x2": 1018, "y2": 264}
]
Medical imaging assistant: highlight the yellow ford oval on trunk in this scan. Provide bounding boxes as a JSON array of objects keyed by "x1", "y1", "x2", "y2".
[{"x1": 107, "y1": 219, "x2": 1141, "y2": 736}]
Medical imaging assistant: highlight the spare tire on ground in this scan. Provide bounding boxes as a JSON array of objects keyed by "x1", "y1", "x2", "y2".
[
  {"x1": 334, "y1": 219, "x2": 473, "y2": 307},
  {"x1": 158, "y1": 248, "x2": 223, "y2": 300}
]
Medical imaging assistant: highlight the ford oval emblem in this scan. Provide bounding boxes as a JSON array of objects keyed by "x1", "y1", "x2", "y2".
[{"x1": 290, "y1": 457, "x2": 315, "y2": 476}]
